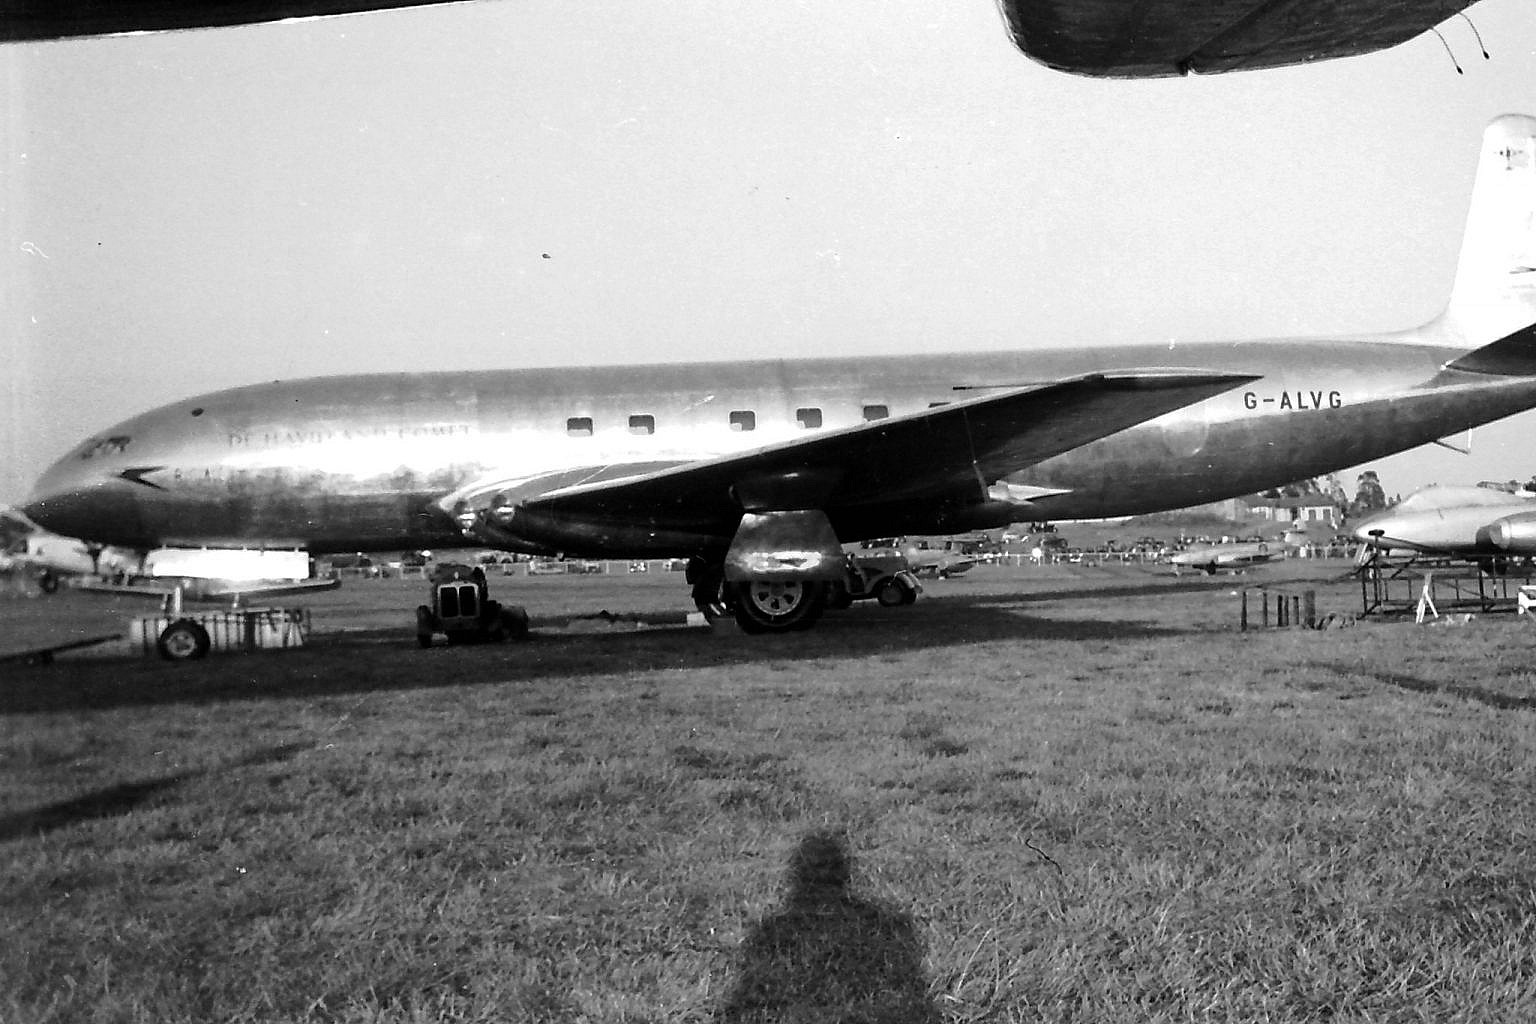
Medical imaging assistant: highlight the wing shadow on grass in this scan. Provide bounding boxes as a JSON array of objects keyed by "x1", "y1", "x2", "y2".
[
  {"x1": 1009, "y1": 578, "x2": 1249, "y2": 603},
  {"x1": 0, "y1": 591, "x2": 1201, "y2": 714},
  {"x1": 0, "y1": 742, "x2": 310, "y2": 843},
  {"x1": 715, "y1": 830, "x2": 939, "y2": 1024},
  {"x1": 1317, "y1": 664, "x2": 1536, "y2": 712}
]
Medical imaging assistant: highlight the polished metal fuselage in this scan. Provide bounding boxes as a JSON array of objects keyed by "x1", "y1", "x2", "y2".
[{"x1": 25, "y1": 335, "x2": 1536, "y2": 556}]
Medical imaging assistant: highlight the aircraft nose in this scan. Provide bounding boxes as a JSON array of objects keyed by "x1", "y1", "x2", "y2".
[
  {"x1": 1350, "y1": 513, "x2": 1386, "y2": 544},
  {"x1": 22, "y1": 462, "x2": 148, "y2": 548}
]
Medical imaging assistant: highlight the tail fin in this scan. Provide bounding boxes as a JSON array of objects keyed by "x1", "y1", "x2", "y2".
[{"x1": 1437, "y1": 115, "x2": 1536, "y2": 348}]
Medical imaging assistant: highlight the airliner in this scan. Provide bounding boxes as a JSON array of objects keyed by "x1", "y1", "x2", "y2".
[{"x1": 23, "y1": 116, "x2": 1536, "y2": 633}]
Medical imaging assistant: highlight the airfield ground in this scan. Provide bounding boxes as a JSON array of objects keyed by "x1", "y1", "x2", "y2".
[{"x1": 2, "y1": 562, "x2": 1535, "y2": 1022}]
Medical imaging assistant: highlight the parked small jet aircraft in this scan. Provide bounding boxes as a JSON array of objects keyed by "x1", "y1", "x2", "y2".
[
  {"x1": 1169, "y1": 524, "x2": 1308, "y2": 575},
  {"x1": 0, "y1": 506, "x2": 334, "y2": 601},
  {"x1": 0, "y1": 507, "x2": 127, "y2": 592},
  {"x1": 22, "y1": 115, "x2": 1536, "y2": 633},
  {"x1": 1170, "y1": 540, "x2": 1276, "y2": 576},
  {"x1": 0, "y1": 0, "x2": 1482, "y2": 79},
  {"x1": 1352, "y1": 484, "x2": 1536, "y2": 566},
  {"x1": 861, "y1": 537, "x2": 981, "y2": 580}
]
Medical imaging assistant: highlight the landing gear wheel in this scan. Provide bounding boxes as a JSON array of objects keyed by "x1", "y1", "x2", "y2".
[
  {"x1": 157, "y1": 619, "x2": 211, "y2": 661},
  {"x1": 875, "y1": 578, "x2": 907, "y2": 607},
  {"x1": 731, "y1": 579, "x2": 826, "y2": 634},
  {"x1": 38, "y1": 571, "x2": 58, "y2": 594}
]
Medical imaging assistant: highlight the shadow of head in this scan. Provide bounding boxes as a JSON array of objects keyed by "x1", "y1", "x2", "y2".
[
  {"x1": 717, "y1": 829, "x2": 938, "y2": 1023},
  {"x1": 787, "y1": 830, "x2": 852, "y2": 896}
]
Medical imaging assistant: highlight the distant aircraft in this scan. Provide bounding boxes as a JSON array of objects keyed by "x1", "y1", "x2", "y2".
[
  {"x1": 22, "y1": 115, "x2": 1536, "y2": 633},
  {"x1": 0, "y1": 506, "x2": 334, "y2": 601},
  {"x1": 862, "y1": 537, "x2": 981, "y2": 579},
  {"x1": 1168, "y1": 524, "x2": 1308, "y2": 575},
  {"x1": 1351, "y1": 484, "x2": 1536, "y2": 568},
  {"x1": 0, "y1": 0, "x2": 1482, "y2": 79},
  {"x1": 1170, "y1": 540, "x2": 1277, "y2": 576},
  {"x1": 0, "y1": 507, "x2": 126, "y2": 592}
]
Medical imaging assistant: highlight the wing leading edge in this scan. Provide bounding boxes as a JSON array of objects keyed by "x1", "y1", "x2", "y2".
[{"x1": 448, "y1": 369, "x2": 1256, "y2": 552}]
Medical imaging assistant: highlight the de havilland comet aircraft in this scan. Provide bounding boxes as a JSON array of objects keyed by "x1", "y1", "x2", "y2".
[{"x1": 22, "y1": 115, "x2": 1536, "y2": 633}]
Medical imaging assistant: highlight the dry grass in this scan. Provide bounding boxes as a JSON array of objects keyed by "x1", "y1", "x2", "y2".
[{"x1": 3, "y1": 563, "x2": 1535, "y2": 1022}]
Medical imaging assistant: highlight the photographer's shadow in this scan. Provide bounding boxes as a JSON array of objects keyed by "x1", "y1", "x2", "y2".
[{"x1": 717, "y1": 831, "x2": 938, "y2": 1023}]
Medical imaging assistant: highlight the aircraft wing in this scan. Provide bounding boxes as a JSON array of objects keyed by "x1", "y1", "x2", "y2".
[
  {"x1": 1, "y1": 0, "x2": 432, "y2": 41},
  {"x1": 2, "y1": 0, "x2": 1473, "y2": 73},
  {"x1": 999, "y1": 0, "x2": 1474, "y2": 78},
  {"x1": 487, "y1": 369, "x2": 1255, "y2": 530}
]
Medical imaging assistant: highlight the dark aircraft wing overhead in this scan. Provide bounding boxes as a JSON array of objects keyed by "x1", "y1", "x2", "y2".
[
  {"x1": 2, "y1": 0, "x2": 1473, "y2": 70},
  {"x1": 519, "y1": 369, "x2": 1256, "y2": 524},
  {"x1": 999, "y1": 0, "x2": 1474, "y2": 78},
  {"x1": 0, "y1": 0, "x2": 446, "y2": 41}
]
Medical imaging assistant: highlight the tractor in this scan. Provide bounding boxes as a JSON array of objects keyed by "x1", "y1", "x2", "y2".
[{"x1": 416, "y1": 563, "x2": 529, "y2": 647}]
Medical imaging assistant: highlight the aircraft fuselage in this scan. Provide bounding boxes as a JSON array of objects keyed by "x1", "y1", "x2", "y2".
[{"x1": 26, "y1": 335, "x2": 1536, "y2": 557}]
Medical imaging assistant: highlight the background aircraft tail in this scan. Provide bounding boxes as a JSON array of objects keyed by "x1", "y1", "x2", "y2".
[{"x1": 1435, "y1": 114, "x2": 1536, "y2": 349}]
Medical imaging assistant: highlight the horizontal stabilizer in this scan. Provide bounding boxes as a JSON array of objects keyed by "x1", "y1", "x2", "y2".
[
  {"x1": 75, "y1": 577, "x2": 340, "y2": 602},
  {"x1": 1443, "y1": 321, "x2": 1536, "y2": 376}
]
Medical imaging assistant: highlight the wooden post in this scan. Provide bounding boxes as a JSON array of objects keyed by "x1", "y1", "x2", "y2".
[
  {"x1": 1303, "y1": 590, "x2": 1316, "y2": 628},
  {"x1": 1240, "y1": 589, "x2": 1248, "y2": 631},
  {"x1": 1262, "y1": 592, "x2": 1270, "y2": 628}
]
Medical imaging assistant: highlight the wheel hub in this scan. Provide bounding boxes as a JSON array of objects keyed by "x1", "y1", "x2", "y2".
[{"x1": 745, "y1": 580, "x2": 805, "y2": 616}]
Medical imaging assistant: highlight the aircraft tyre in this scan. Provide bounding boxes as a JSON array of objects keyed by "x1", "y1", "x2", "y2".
[
  {"x1": 731, "y1": 579, "x2": 826, "y2": 634},
  {"x1": 415, "y1": 605, "x2": 435, "y2": 648},
  {"x1": 158, "y1": 618, "x2": 211, "y2": 661},
  {"x1": 875, "y1": 578, "x2": 907, "y2": 607},
  {"x1": 38, "y1": 570, "x2": 58, "y2": 594}
]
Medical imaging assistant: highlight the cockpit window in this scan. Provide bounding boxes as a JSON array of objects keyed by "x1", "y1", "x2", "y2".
[{"x1": 77, "y1": 435, "x2": 131, "y2": 460}]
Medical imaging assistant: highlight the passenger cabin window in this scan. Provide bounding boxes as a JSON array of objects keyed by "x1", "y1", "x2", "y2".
[
  {"x1": 628, "y1": 414, "x2": 655, "y2": 435},
  {"x1": 566, "y1": 417, "x2": 593, "y2": 437},
  {"x1": 862, "y1": 404, "x2": 889, "y2": 421},
  {"x1": 730, "y1": 410, "x2": 756, "y2": 432},
  {"x1": 796, "y1": 407, "x2": 823, "y2": 429}
]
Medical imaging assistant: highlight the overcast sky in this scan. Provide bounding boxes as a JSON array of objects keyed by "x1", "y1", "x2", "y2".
[{"x1": 4, "y1": 0, "x2": 1535, "y2": 507}]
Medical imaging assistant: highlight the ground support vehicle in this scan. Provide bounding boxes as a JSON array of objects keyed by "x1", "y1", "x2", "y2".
[
  {"x1": 828, "y1": 549, "x2": 922, "y2": 609},
  {"x1": 416, "y1": 564, "x2": 529, "y2": 647}
]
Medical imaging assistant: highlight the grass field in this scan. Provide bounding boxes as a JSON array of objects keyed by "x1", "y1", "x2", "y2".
[{"x1": 3, "y1": 563, "x2": 1536, "y2": 1022}]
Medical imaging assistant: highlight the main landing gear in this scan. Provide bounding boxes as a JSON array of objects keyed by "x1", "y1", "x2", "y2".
[{"x1": 687, "y1": 558, "x2": 828, "y2": 634}]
